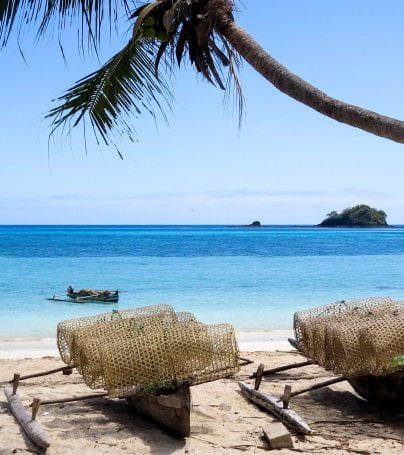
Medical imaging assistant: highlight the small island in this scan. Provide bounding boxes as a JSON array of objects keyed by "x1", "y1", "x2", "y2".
[
  {"x1": 244, "y1": 221, "x2": 262, "y2": 228},
  {"x1": 319, "y1": 205, "x2": 388, "y2": 227}
]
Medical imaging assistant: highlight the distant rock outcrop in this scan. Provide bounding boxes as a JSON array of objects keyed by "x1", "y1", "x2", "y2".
[
  {"x1": 244, "y1": 221, "x2": 262, "y2": 228},
  {"x1": 319, "y1": 205, "x2": 388, "y2": 227}
]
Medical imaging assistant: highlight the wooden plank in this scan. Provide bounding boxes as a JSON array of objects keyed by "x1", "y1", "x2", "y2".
[
  {"x1": 4, "y1": 387, "x2": 50, "y2": 449},
  {"x1": 126, "y1": 382, "x2": 191, "y2": 438},
  {"x1": 238, "y1": 382, "x2": 311, "y2": 434}
]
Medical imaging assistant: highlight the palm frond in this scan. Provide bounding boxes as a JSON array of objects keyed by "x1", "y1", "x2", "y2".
[
  {"x1": 0, "y1": 0, "x2": 131, "y2": 48},
  {"x1": 47, "y1": 36, "x2": 172, "y2": 145}
]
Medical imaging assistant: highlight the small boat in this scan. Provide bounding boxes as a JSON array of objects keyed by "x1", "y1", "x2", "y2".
[
  {"x1": 67, "y1": 286, "x2": 119, "y2": 303},
  {"x1": 47, "y1": 286, "x2": 119, "y2": 303}
]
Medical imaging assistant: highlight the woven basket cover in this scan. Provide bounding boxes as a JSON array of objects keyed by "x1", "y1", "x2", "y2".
[
  {"x1": 293, "y1": 297, "x2": 404, "y2": 378},
  {"x1": 57, "y1": 305, "x2": 240, "y2": 397}
]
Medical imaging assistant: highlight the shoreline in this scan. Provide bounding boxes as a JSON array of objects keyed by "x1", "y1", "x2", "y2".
[{"x1": 0, "y1": 330, "x2": 294, "y2": 359}]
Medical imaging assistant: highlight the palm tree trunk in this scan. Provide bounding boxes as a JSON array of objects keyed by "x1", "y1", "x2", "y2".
[{"x1": 218, "y1": 20, "x2": 404, "y2": 144}]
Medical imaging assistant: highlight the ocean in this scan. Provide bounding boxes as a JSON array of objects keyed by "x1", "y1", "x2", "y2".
[{"x1": 0, "y1": 225, "x2": 404, "y2": 339}]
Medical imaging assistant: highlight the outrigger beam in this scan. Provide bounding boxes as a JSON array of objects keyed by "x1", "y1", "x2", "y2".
[
  {"x1": 238, "y1": 381, "x2": 311, "y2": 434},
  {"x1": 4, "y1": 386, "x2": 50, "y2": 449}
]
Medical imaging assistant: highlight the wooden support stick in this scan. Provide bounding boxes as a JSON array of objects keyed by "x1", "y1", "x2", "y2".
[
  {"x1": 33, "y1": 392, "x2": 108, "y2": 406},
  {"x1": 9, "y1": 365, "x2": 75, "y2": 383},
  {"x1": 31, "y1": 398, "x2": 41, "y2": 421},
  {"x1": 249, "y1": 361, "x2": 313, "y2": 379},
  {"x1": 282, "y1": 385, "x2": 292, "y2": 409},
  {"x1": 12, "y1": 373, "x2": 20, "y2": 395},
  {"x1": 239, "y1": 357, "x2": 254, "y2": 366},
  {"x1": 254, "y1": 364, "x2": 265, "y2": 391},
  {"x1": 280, "y1": 376, "x2": 346, "y2": 407},
  {"x1": 289, "y1": 376, "x2": 346, "y2": 398}
]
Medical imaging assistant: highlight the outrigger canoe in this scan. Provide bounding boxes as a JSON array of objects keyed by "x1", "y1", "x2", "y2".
[{"x1": 47, "y1": 286, "x2": 119, "y2": 303}]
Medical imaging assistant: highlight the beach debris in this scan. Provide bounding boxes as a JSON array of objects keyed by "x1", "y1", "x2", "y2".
[
  {"x1": 262, "y1": 421, "x2": 293, "y2": 449},
  {"x1": 238, "y1": 381, "x2": 311, "y2": 434}
]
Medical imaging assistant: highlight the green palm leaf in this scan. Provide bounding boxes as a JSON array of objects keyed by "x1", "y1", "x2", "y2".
[
  {"x1": 47, "y1": 36, "x2": 172, "y2": 146},
  {"x1": 0, "y1": 0, "x2": 131, "y2": 48}
]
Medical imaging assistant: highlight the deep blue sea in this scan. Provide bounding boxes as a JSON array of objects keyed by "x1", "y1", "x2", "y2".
[{"x1": 1, "y1": 225, "x2": 404, "y2": 339}]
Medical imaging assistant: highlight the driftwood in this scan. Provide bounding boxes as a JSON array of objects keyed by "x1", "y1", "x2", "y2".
[
  {"x1": 4, "y1": 386, "x2": 50, "y2": 449},
  {"x1": 126, "y1": 382, "x2": 191, "y2": 438},
  {"x1": 238, "y1": 382, "x2": 311, "y2": 434}
]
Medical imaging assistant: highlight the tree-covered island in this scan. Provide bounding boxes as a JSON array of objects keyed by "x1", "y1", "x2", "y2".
[{"x1": 319, "y1": 205, "x2": 388, "y2": 227}]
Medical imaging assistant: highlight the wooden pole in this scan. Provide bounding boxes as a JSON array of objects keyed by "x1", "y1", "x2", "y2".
[
  {"x1": 31, "y1": 398, "x2": 42, "y2": 421},
  {"x1": 281, "y1": 376, "x2": 346, "y2": 408},
  {"x1": 34, "y1": 392, "x2": 108, "y2": 406},
  {"x1": 254, "y1": 363, "x2": 265, "y2": 390},
  {"x1": 9, "y1": 365, "x2": 75, "y2": 383},
  {"x1": 249, "y1": 361, "x2": 312, "y2": 379},
  {"x1": 289, "y1": 376, "x2": 346, "y2": 398},
  {"x1": 239, "y1": 357, "x2": 254, "y2": 366},
  {"x1": 12, "y1": 373, "x2": 20, "y2": 395},
  {"x1": 282, "y1": 385, "x2": 292, "y2": 409}
]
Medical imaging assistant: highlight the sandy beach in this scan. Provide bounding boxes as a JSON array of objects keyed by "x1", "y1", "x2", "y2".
[{"x1": 0, "y1": 336, "x2": 403, "y2": 454}]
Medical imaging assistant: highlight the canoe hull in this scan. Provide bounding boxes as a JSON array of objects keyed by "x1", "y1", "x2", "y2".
[
  {"x1": 348, "y1": 372, "x2": 404, "y2": 409},
  {"x1": 126, "y1": 382, "x2": 191, "y2": 438}
]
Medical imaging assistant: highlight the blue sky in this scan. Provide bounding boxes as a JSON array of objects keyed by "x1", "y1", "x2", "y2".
[{"x1": 1, "y1": 1, "x2": 404, "y2": 224}]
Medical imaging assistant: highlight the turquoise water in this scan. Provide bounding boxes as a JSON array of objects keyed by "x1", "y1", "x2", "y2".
[{"x1": 1, "y1": 225, "x2": 404, "y2": 339}]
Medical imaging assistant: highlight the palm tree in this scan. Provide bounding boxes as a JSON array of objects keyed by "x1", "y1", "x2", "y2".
[{"x1": 2, "y1": 0, "x2": 404, "y2": 146}]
